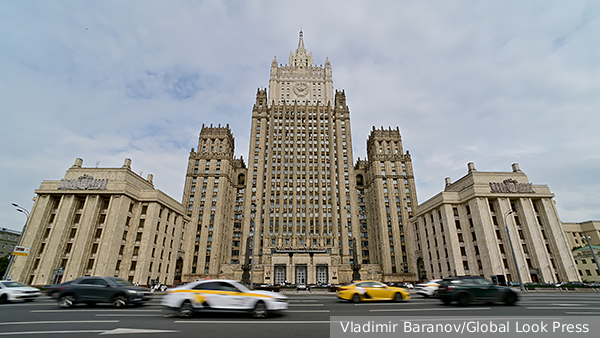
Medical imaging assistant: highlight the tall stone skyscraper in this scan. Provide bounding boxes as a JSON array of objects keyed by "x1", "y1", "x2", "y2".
[
  {"x1": 181, "y1": 32, "x2": 418, "y2": 284},
  {"x1": 7, "y1": 33, "x2": 582, "y2": 288}
]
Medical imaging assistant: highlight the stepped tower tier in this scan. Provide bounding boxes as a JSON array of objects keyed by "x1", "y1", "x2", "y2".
[{"x1": 269, "y1": 31, "x2": 334, "y2": 106}]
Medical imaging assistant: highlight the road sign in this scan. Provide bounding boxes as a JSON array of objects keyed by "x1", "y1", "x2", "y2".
[{"x1": 13, "y1": 246, "x2": 29, "y2": 256}]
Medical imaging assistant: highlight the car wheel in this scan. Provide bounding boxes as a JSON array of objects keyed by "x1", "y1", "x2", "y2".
[
  {"x1": 112, "y1": 294, "x2": 128, "y2": 308},
  {"x1": 178, "y1": 301, "x2": 194, "y2": 317},
  {"x1": 503, "y1": 292, "x2": 517, "y2": 306},
  {"x1": 252, "y1": 301, "x2": 268, "y2": 318},
  {"x1": 351, "y1": 294, "x2": 361, "y2": 303},
  {"x1": 394, "y1": 293, "x2": 403, "y2": 302},
  {"x1": 58, "y1": 294, "x2": 76, "y2": 308},
  {"x1": 0, "y1": 294, "x2": 8, "y2": 303},
  {"x1": 457, "y1": 293, "x2": 470, "y2": 306}
]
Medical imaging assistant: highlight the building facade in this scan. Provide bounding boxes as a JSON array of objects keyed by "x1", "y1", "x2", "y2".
[
  {"x1": 412, "y1": 162, "x2": 580, "y2": 284},
  {"x1": 0, "y1": 228, "x2": 21, "y2": 258},
  {"x1": 180, "y1": 32, "x2": 419, "y2": 285},
  {"x1": 9, "y1": 158, "x2": 189, "y2": 286},
  {"x1": 572, "y1": 245, "x2": 600, "y2": 282},
  {"x1": 562, "y1": 220, "x2": 600, "y2": 249}
]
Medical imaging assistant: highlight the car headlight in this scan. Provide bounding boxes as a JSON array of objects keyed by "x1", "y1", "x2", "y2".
[
  {"x1": 126, "y1": 290, "x2": 138, "y2": 294},
  {"x1": 275, "y1": 298, "x2": 287, "y2": 303}
]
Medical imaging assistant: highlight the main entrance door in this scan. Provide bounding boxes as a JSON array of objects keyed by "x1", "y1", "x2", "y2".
[
  {"x1": 317, "y1": 266, "x2": 328, "y2": 284},
  {"x1": 275, "y1": 266, "x2": 286, "y2": 285},
  {"x1": 296, "y1": 266, "x2": 307, "y2": 284}
]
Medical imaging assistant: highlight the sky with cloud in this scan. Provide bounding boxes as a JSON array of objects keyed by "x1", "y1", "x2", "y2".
[{"x1": 1, "y1": 0, "x2": 599, "y2": 232}]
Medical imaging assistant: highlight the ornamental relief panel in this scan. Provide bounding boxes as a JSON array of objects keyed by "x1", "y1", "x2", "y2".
[
  {"x1": 489, "y1": 179, "x2": 535, "y2": 193},
  {"x1": 59, "y1": 174, "x2": 108, "y2": 190}
]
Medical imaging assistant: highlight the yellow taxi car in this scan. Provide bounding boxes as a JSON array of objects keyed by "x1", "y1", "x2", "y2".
[
  {"x1": 161, "y1": 279, "x2": 288, "y2": 318},
  {"x1": 337, "y1": 280, "x2": 410, "y2": 303}
]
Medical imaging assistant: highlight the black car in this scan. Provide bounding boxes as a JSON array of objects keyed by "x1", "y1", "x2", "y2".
[
  {"x1": 56, "y1": 276, "x2": 151, "y2": 308},
  {"x1": 436, "y1": 276, "x2": 519, "y2": 306}
]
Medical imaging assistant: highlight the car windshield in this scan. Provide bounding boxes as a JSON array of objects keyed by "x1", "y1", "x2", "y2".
[
  {"x1": 112, "y1": 278, "x2": 134, "y2": 286},
  {"x1": 2, "y1": 281, "x2": 28, "y2": 288}
]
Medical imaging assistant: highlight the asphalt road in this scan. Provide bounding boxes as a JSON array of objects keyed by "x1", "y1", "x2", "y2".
[{"x1": 1, "y1": 292, "x2": 599, "y2": 337}]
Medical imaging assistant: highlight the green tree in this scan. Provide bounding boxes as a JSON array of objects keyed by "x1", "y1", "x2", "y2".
[{"x1": 0, "y1": 256, "x2": 10, "y2": 278}]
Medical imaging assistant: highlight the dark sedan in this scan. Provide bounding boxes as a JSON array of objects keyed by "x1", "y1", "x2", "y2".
[
  {"x1": 437, "y1": 276, "x2": 519, "y2": 306},
  {"x1": 56, "y1": 276, "x2": 151, "y2": 308}
]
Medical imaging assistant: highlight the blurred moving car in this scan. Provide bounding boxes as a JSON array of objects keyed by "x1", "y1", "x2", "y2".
[
  {"x1": 415, "y1": 279, "x2": 442, "y2": 297},
  {"x1": 401, "y1": 282, "x2": 414, "y2": 289},
  {"x1": 296, "y1": 283, "x2": 309, "y2": 291},
  {"x1": 162, "y1": 279, "x2": 288, "y2": 318},
  {"x1": 556, "y1": 281, "x2": 588, "y2": 287},
  {"x1": 436, "y1": 276, "x2": 519, "y2": 306},
  {"x1": 56, "y1": 276, "x2": 151, "y2": 308},
  {"x1": 43, "y1": 280, "x2": 74, "y2": 298},
  {"x1": 0, "y1": 281, "x2": 41, "y2": 303},
  {"x1": 255, "y1": 284, "x2": 280, "y2": 292},
  {"x1": 337, "y1": 280, "x2": 410, "y2": 303}
]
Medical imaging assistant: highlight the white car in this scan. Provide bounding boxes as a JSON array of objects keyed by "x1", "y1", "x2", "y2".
[
  {"x1": 162, "y1": 279, "x2": 288, "y2": 318},
  {"x1": 415, "y1": 279, "x2": 442, "y2": 297},
  {"x1": 0, "y1": 280, "x2": 41, "y2": 303}
]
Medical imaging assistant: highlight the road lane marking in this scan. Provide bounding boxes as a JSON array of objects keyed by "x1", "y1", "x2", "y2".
[
  {"x1": 288, "y1": 304, "x2": 324, "y2": 306},
  {"x1": 96, "y1": 314, "x2": 165, "y2": 317},
  {"x1": 0, "y1": 320, "x2": 119, "y2": 326},
  {"x1": 100, "y1": 328, "x2": 180, "y2": 334},
  {"x1": 31, "y1": 309, "x2": 163, "y2": 312},
  {"x1": 370, "y1": 307, "x2": 491, "y2": 312},
  {"x1": 527, "y1": 307, "x2": 600, "y2": 310},
  {"x1": 173, "y1": 320, "x2": 330, "y2": 324},
  {"x1": 353, "y1": 302, "x2": 422, "y2": 306},
  {"x1": 566, "y1": 312, "x2": 600, "y2": 314},
  {"x1": 0, "y1": 330, "x2": 106, "y2": 336},
  {"x1": 286, "y1": 310, "x2": 330, "y2": 313},
  {"x1": 0, "y1": 328, "x2": 180, "y2": 336}
]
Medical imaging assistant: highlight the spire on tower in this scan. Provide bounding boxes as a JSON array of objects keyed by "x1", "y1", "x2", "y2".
[{"x1": 297, "y1": 29, "x2": 306, "y2": 53}]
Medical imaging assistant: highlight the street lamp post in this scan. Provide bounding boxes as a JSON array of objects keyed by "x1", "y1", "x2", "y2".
[
  {"x1": 504, "y1": 210, "x2": 525, "y2": 292},
  {"x1": 583, "y1": 235, "x2": 600, "y2": 279},
  {"x1": 3, "y1": 203, "x2": 30, "y2": 281},
  {"x1": 250, "y1": 227, "x2": 255, "y2": 289}
]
